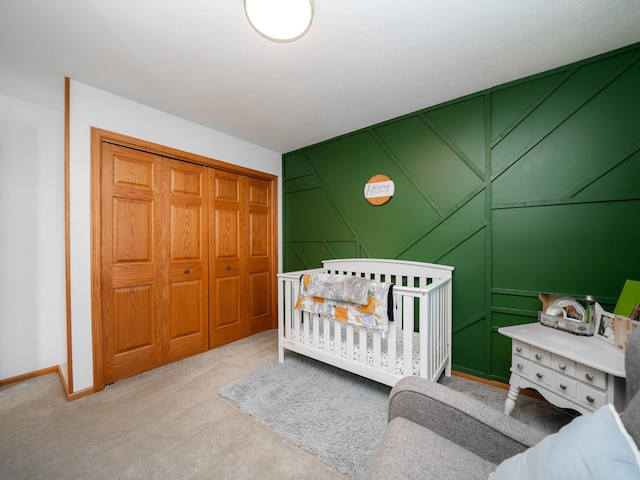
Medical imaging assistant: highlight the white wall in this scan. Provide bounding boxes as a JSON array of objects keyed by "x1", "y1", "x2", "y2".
[
  {"x1": 69, "y1": 80, "x2": 282, "y2": 392},
  {"x1": 0, "y1": 86, "x2": 67, "y2": 381}
]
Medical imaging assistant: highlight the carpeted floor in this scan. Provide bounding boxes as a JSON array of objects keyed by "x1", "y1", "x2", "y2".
[
  {"x1": 0, "y1": 331, "x2": 346, "y2": 480},
  {"x1": 1, "y1": 329, "x2": 575, "y2": 479}
]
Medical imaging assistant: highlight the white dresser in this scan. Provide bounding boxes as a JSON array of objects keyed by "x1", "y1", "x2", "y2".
[{"x1": 498, "y1": 323, "x2": 626, "y2": 416}]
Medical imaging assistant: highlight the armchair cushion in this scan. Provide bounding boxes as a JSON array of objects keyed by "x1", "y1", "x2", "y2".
[
  {"x1": 387, "y1": 376, "x2": 545, "y2": 464},
  {"x1": 363, "y1": 416, "x2": 497, "y2": 480},
  {"x1": 491, "y1": 404, "x2": 640, "y2": 480}
]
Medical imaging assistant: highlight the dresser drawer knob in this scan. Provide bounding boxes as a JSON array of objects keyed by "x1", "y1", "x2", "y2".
[
  {"x1": 586, "y1": 395, "x2": 595, "y2": 403},
  {"x1": 536, "y1": 372, "x2": 544, "y2": 379},
  {"x1": 558, "y1": 363, "x2": 566, "y2": 370},
  {"x1": 535, "y1": 353, "x2": 543, "y2": 361},
  {"x1": 516, "y1": 363, "x2": 523, "y2": 370},
  {"x1": 585, "y1": 373, "x2": 594, "y2": 381},
  {"x1": 560, "y1": 383, "x2": 567, "y2": 390},
  {"x1": 515, "y1": 346, "x2": 522, "y2": 353}
]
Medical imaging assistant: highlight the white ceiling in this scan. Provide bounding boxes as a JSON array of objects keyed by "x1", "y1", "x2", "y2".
[{"x1": 2, "y1": 0, "x2": 639, "y2": 153}]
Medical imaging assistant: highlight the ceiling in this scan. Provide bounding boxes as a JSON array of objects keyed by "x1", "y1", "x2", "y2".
[{"x1": 1, "y1": 1, "x2": 640, "y2": 154}]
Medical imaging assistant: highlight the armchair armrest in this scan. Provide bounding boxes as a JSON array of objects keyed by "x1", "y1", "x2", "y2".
[{"x1": 388, "y1": 376, "x2": 547, "y2": 465}]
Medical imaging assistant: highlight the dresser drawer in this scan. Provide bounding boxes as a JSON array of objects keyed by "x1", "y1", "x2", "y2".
[
  {"x1": 531, "y1": 364, "x2": 554, "y2": 387},
  {"x1": 553, "y1": 373, "x2": 577, "y2": 398},
  {"x1": 531, "y1": 346, "x2": 551, "y2": 367},
  {"x1": 512, "y1": 356, "x2": 531, "y2": 376},
  {"x1": 576, "y1": 364, "x2": 607, "y2": 390},
  {"x1": 551, "y1": 354, "x2": 576, "y2": 377},
  {"x1": 513, "y1": 341, "x2": 530, "y2": 358},
  {"x1": 578, "y1": 384, "x2": 607, "y2": 409}
]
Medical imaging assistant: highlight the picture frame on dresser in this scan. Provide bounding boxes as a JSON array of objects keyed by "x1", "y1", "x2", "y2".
[{"x1": 596, "y1": 311, "x2": 616, "y2": 344}]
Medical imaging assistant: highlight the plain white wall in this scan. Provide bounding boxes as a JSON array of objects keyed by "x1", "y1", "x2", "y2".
[
  {"x1": 69, "y1": 80, "x2": 282, "y2": 392},
  {"x1": 0, "y1": 87, "x2": 67, "y2": 381}
]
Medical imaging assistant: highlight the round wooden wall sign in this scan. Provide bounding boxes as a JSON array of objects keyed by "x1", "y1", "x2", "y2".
[{"x1": 364, "y1": 174, "x2": 395, "y2": 205}]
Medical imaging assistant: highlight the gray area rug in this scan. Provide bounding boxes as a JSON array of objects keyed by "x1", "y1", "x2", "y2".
[{"x1": 219, "y1": 354, "x2": 391, "y2": 479}]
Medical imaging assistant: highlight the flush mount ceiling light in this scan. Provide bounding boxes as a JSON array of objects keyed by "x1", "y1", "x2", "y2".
[{"x1": 244, "y1": 0, "x2": 314, "y2": 42}]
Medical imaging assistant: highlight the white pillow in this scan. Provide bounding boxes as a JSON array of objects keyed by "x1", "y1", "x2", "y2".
[{"x1": 490, "y1": 404, "x2": 640, "y2": 480}]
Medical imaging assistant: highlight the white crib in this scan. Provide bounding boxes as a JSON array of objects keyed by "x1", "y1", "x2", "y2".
[{"x1": 277, "y1": 258, "x2": 454, "y2": 387}]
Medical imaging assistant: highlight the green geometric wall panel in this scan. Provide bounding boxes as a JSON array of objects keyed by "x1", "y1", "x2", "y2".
[
  {"x1": 493, "y1": 200, "x2": 640, "y2": 300},
  {"x1": 574, "y1": 150, "x2": 640, "y2": 200},
  {"x1": 374, "y1": 116, "x2": 483, "y2": 213},
  {"x1": 401, "y1": 192, "x2": 485, "y2": 263},
  {"x1": 283, "y1": 150, "x2": 314, "y2": 177},
  {"x1": 492, "y1": 52, "x2": 640, "y2": 206},
  {"x1": 302, "y1": 133, "x2": 444, "y2": 257},
  {"x1": 452, "y1": 320, "x2": 488, "y2": 378},
  {"x1": 285, "y1": 189, "x2": 353, "y2": 241},
  {"x1": 283, "y1": 43, "x2": 640, "y2": 384},
  {"x1": 424, "y1": 96, "x2": 486, "y2": 173},
  {"x1": 438, "y1": 229, "x2": 486, "y2": 332},
  {"x1": 287, "y1": 241, "x2": 338, "y2": 271},
  {"x1": 326, "y1": 241, "x2": 359, "y2": 259},
  {"x1": 490, "y1": 71, "x2": 567, "y2": 145},
  {"x1": 491, "y1": 331, "x2": 515, "y2": 380}
]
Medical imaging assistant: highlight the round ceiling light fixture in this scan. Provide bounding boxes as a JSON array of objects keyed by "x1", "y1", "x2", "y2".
[{"x1": 244, "y1": 0, "x2": 314, "y2": 42}]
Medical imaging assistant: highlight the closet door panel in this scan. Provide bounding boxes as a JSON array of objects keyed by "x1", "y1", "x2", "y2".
[
  {"x1": 101, "y1": 143, "x2": 163, "y2": 384},
  {"x1": 209, "y1": 170, "x2": 243, "y2": 347},
  {"x1": 163, "y1": 159, "x2": 209, "y2": 363},
  {"x1": 214, "y1": 275, "x2": 240, "y2": 327},
  {"x1": 246, "y1": 177, "x2": 272, "y2": 335}
]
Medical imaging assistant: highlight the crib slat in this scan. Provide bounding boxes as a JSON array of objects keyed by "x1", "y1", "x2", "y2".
[
  {"x1": 387, "y1": 317, "x2": 397, "y2": 375},
  {"x1": 346, "y1": 325, "x2": 354, "y2": 360},
  {"x1": 303, "y1": 312, "x2": 310, "y2": 345},
  {"x1": 312, "y1": 316, "x2": 320, "y2": 348},
  {"x1": 284, "y1": 280, "x2": 293, "y2": 341},
  {"x1": 359, "y1": 329, "x2": 367, "y2": 364},
  {"x1": 372, "y1": 330, "x2": 382, "y2": 369},
  {"x1": 323, "y1": 317, "x2": 330, "y2": 353},
  {"x1": 420, "y1": 291, "x2": 430, "y2": 380},
  {"x1": 438, "y1": 286, "x2": 444, "y2": 375},
  {"x1": 402, "y1": 295, "x2": 414, "y2": 376},
  {"x1": 294, "y1": 302, "x2": 302, "y2": 344},
  {"x1": 335, "y1": 321, "x2": 342, "y2": 358}
]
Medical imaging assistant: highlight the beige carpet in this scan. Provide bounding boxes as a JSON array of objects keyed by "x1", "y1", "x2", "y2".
[
  {"x1": 1, "y1": 329, "x2": 575, "y2": 479},
  {"x1": 0, "y1": 331, "x2": 346, "y2": 480}
]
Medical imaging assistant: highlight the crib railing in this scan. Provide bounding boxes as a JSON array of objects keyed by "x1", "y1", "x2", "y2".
[{"x1": 277, "y1": 266, "x2": 452, "y2": 387}]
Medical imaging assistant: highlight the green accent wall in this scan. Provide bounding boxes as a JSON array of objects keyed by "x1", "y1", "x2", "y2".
[{"x1": 282, "y1": 44, "x2": 640, "y2": 383}]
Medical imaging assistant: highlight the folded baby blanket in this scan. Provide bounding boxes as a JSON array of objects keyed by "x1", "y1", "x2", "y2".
[{"x1": 295, "y1": 273, "x2": 393, "y2": 333}]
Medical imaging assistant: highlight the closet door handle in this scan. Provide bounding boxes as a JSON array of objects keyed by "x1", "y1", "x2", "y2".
[{"x1": 184, "y1": 269, "x2": 190, "y2": 274}]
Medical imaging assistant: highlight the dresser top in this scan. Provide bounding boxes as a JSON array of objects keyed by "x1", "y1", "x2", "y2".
[{"x1": 499, "y1": 323, "x2": 626, "y2": 377}]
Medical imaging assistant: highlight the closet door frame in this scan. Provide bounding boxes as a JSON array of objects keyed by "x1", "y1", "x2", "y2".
[{"x1": 90, "y1": 128, "x2": 278, "y2": 392}]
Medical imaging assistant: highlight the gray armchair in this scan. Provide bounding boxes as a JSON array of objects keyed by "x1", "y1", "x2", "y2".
[{"x1": 363, "y1": 327, "x2": 640, "y2": 479}]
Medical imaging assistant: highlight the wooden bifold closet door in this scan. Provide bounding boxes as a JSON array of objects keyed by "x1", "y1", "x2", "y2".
[
  {"x1": 209, "y1": 172, "x2": 272, "y2": 348},
  {"x1": 101, "y1": 143, "x2": 208, "y2": 384},
  {"x1": 98, "y1": 140, "x2": 274, "y2": 386}
]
